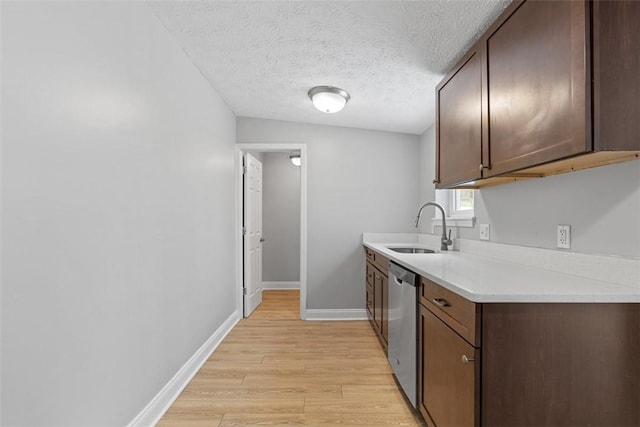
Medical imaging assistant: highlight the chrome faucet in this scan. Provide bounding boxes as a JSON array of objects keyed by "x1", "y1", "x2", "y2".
[{"x1": 415, "y1": 202, "x2": 453, "y2": 251}]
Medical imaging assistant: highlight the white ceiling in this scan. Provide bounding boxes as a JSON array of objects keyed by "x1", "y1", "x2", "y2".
[{"x1": 148, "y1": 1, "x2": 509, "y2": 135}]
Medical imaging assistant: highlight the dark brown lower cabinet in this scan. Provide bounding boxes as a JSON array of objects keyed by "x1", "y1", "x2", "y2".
[
  {"x1": 364, "y1": 248, "x2": 389, "y2": 351},
  {"x1": 419, "y1": 304, "x2": 478, "y2": 427},
  {"x1": 371, "y1": 266, "x2": 389, "y2": 347},
  {"x1": 373, "y1": 270, "x2": 383, "y2": 330},
  {"x1": 481, "y1": 303, "x2": 640, "y2": 427},
  {"x1": 380, "y1": 272, "x2": 388, "y2": 343},
  {"x1": 365, "y1": 266, "x2": 374, "y2": 318},
  {"x1": 418, "y1": 296, "x2": 640, "y2": 427}
]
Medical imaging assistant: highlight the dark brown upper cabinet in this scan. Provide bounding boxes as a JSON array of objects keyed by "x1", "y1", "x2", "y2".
[
  {"x1": 435, "y1": 49, "x2": 483, "y2": 186},
  {"x1": 485, "y1": 0, "x2": 589, "y2": 176},
  {"x1": 435, "y1": 0, "x2": 640, "y2": 189}
]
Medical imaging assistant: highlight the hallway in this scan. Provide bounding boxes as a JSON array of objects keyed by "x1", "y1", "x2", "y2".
[{"x1": 158, "y1": 290, "x2": 425, "y2": 426}]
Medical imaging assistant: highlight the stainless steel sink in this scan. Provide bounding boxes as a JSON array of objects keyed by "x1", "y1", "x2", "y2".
[{"x1": 388, "y1": 247, "x2": 436, "y2": 254}]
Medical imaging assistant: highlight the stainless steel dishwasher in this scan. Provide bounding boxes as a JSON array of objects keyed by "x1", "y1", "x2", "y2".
[{"x1": 387, "y1": 261, "x2": 418, "y2": 408}]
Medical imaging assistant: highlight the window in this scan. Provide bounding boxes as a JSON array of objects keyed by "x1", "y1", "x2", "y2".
[
  {"x1": 434, "y1": 189, "x2": 475, "y2": 228},
  {"x1": 450, "y1": 189, "x2": 474, "y2": 217}
]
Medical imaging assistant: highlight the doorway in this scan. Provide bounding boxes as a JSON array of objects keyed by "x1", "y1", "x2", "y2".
[
  {"x1": 249, "y1": 290, "x2": 300, "y2": 320},
  {"x1": 235, "y1": 143, "x2": 307, "y2": 319}
]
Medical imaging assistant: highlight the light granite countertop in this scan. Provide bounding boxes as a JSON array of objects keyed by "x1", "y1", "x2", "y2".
[{"x1": 363, "y1": 233, "x2": 640, "y2": 303}]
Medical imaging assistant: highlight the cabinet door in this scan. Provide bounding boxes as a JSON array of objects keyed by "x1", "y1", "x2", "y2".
[
  {"x1": 592, "y1": 0, "x2": 640, "y2": 151},
  {"x1": 485, "y1": 0, "x2": 590, "y2": 176},
  {"x1": 373, "y1": 270, "x2": 383, "y2": 331},
  {"x1": 417, "y1": 304, "x2": 429, "y2": 423},
  {"x1": 366, "y1": 282, "x2": 373, "y2": 319},
  {"x1": 422, "y1": 306, "x2": 477, "y2": 427},
  {"x1": 381, "y1": 273, "x2": 388, "y2": 344},
  {"x1": 436, "y1": 49, "x2": 483, "y2": 187},
  {"x1": 365, "y1": 262, "x2": 374, "y2": 320},
  {"x1": 366, "y1": 262, "x2": 374, "y2": 287},
  {"x1": 481, "y1": 303, "x2": 640, "y2": 426}
]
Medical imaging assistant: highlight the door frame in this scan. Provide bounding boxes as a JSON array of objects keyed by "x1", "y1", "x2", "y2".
[{"x1": 235, "y1": 143, "x2": 308, "y2": 319}]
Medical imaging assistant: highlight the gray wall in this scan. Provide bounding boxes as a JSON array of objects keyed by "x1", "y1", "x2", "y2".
[
  {"x1": 237, "y1": 118, "x2": 421, "y2": 310},
  {"x1": 1, "y1": 2, "x2": 237, "y2": 425},
  {"x1": 419, "y1": 125, "x2": 640, "y2": 259},
  {"x1": 262, "y1": 153, "x2": 301, "y2": 282},
  {"x1": 418, "y1": 125, "x2": 437, "y2": 234}
]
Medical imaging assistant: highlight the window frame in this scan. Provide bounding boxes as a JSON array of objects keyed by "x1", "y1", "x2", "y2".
[{"x1": 432, "y1": 189, "x2": 476, "y2": 229}]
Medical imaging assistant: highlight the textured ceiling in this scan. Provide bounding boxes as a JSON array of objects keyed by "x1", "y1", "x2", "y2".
[{"x1": 148, "y1": 1, "x2": 509, "y2": 135}]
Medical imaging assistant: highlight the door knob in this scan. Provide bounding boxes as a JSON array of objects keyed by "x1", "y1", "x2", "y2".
[{"x1": 462, "y1": 355, "x2": 475, "y2": 364}]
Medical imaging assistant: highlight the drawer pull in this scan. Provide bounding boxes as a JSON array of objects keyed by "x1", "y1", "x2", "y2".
[
  {"x1": 462, "y1": 355, "x2": 475, "y2": 364},
  {"x1": 432, "y1": 297, "x2": 450, "y2": 307}
]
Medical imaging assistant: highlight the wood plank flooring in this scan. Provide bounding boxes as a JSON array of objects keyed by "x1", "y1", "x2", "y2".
[{"x1": 158, "y1": 290, "x2": 425, "y2": 426}]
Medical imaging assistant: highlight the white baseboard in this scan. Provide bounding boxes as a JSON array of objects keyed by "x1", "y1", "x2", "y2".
[
  {"x1": 262, "y1": 281, "x2": 300, "y2": 290},
  {"x1": 304, "y1": 308, "x2": 368, "y2": 321},
  {"x1": 127, "y1": 310, "x2": 242, "y2": 427}
]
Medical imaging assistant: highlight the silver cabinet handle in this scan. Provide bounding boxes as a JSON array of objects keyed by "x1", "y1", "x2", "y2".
[
  {"x1": 479, "y1": 164, "x2": 491, "y2": 172},
  {"x1": 462, "y1": 355, "x2": 475, "y2": 364},
  {"x1": 432, "y1": 297, "x2": 450, "y2": 307}
]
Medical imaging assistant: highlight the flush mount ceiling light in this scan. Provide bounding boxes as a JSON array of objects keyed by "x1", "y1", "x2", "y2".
[
  {"x1": 289, "y1": 152, "x2": 301, "y2": 167},
  {"x1": 308, "y1": 86, "x2": 350, "y2": 113}
]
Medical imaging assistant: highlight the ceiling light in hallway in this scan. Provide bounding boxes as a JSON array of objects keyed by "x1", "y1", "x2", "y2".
[
  {"x1": 308, "y1": 86, "x2": 350, "y2": 113},
  {"x1": 289, "y1": 152, "x2": 301, "y2": 166}
]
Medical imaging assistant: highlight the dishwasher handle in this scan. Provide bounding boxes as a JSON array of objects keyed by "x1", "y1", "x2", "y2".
[{"x1": 388, "y1": 262, "x2": 417, "y2": 287}]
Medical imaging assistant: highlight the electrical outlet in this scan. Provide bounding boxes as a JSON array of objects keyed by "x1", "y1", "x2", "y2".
[
  {"x1": 557, "y1": 225, "x2": 571, "y2": 249},
  {"x1": 479, "y1": 224, "x2": 490, "y2": 241}
]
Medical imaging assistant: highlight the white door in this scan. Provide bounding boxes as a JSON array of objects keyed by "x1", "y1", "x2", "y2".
[{"x1": 243, "y1": 153, "x2": 263, "y2": 317}]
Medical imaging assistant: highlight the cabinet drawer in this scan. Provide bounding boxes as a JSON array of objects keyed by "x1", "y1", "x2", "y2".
[
  {"x1": 373, "y1": 252, "x2": 389, "y2": 273},
  {"x1": 421, "y1": 277, "x2": 479, "y2": 346},
  {"x1": 366, "y1": 248, "x2": 389, "y2": 273},
  {"x1": 365, "y1": 248, "x2": 375, "y2": 263}
]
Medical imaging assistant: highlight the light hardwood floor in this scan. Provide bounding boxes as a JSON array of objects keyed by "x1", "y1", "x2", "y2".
[{"x1": 158, "y1": 290, "x2": 425, "y2": 426}]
